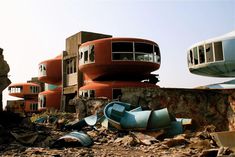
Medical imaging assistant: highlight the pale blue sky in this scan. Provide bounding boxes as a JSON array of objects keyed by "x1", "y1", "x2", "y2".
[{"x1": 0, "y1": 0, "x2": 235, "y2": 108}]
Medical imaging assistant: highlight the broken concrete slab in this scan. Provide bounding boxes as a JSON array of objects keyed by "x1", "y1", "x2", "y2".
[
  {"x1": 211, "y1": 131, "x2": 235, "y2": 152},
  {"x1": 11, "y1": 131, "x2": 38, "y2": 145}
]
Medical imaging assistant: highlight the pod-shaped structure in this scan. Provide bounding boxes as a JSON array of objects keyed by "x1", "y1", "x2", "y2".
[
  {"x1": 8, "y1": 83, "x2": 40, "y2": 99},
  {"x1": 187, "y1": 31, "x2": 235, "y2": 77},
  {"x1": 38, "y1": 87, "x2": 62, "y2": 111},
  {"x1": 79, "y1": 38, "x2": 160, "y2": 81},
  {"x1": 38, "y1": 55, "x2": 62, "y2": 85}
]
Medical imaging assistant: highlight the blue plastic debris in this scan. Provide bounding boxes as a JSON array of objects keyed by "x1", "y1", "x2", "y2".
[
  {"x1": 51, "y1": 131, "x2": 93, "y2": 148},
  {"x1": 34, "y1": 117, "x2": 47, "y2": 123},
  {"x1": 104, "y1": 101, "x2": 185, "y2": 136}
]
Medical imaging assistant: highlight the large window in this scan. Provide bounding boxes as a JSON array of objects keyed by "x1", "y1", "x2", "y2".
[
  {"x1": 112, "y1": 42, "x2": 160, "y2": 63},
  {"x1": 79, "y1": 90, "x2": 95, "y2": 98},
  {"x1": 112, "y1": 88, "x2": 122, "y2": 100},
  {"x1": 66, "y1": 58, "x2": 76, "y2": 74},
  {"x1": 214, "y1": 42, "x2": 223, "y2": 61},
  {"x1": 198, "y1": 45, "x2": 205, "y2": 64},
  {"x1": 39, "y1": 64, "x2": 46, "y2": 77},
  {"x1": 30, "y1": 103, "x2": 38, "y2": 111},
  {"x1": 79, "y1": 45, "x2": 95, "y2": 65},
  {"x1": 39, "y1": 95, "x2": 46, "y2": 108},
  {"x1": 206, "y1": 43, "x2": 214, "y2": 62},
  {"x1": 193, "y1": 47, "x2": 198, "y2": 65},
  {"x1": 135, "y1": 43, "x2": 153, "y2": 53},
  {"x1": 112, "y1": 42, "x2": 133, "y2": 52},
  {"x1": 112, "y1": 42, "x2": 134, "y2": 61},
  {"x1": 30, "y1": 86, "x2": 39, "y2": 94},
  {"x1": 113, "y1": 53, "x2": 133, "y2": 60},
  {"x1": 9, "y1": 86, "x2": 23, "y2": 93}
]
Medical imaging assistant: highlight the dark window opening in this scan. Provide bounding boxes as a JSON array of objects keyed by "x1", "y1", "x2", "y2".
[
  {"x1": 73, "y1": 60, "x2": 76, "y2": 73},
  {"x1": 90, "y1": 90, "x2": 95, "y2": 98},
  {"x1": 154, "y1": 46, "x2": 160, "y2": 62},
  {"x1": 135, "y1": 43, "x2": 153, "y2": 53},
  {"x1": 113, "y1": 89, "x2": 122, "y2": 100},
  {"x1": 206, "y1": 43, "x2": 214, "y2": 62},
  {"x1": 112, "y1": 42, "x2": 133, "y2": 52},
  {"x1": 70, "y1": 60, "x2": 73, "y2": 73},
  {"x1": 112, "y1": 53, "x2": 133, "y2": 60},
  {"x1": 198, "y1": 45, "x2": 205, "y2": 64},
  {"x1": 189, "y1": 50, "x2": 193, "y2": 64},
  {"x1": 214, "y1": 42, "x2": 223, "y2": 61},
  {"x1": 89, "y1": 45, "x2": 95, "y2": 62},
  {"x1": 154, "y1": 46, "x2": 160, "y2": 56},
  {"x1": 84, "y1": 91, "x2": 88, "y2": 97},
  {"x1": 84, "y1": 50, "x2": 88, "y2": 62},
  {"x1": 193, "y1": 47, "x2": 198, "y2": 65},
  {"x1": 80, "y1": 52, "x2": 83, "y2": 60}
]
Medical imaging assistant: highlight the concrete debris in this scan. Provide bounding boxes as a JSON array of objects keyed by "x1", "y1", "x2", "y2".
[
  {"x1": 211, "y1": 131, "x2": 235, "y2": 152},
  {"x1": 11, "y1": 131, "x2": 38, "y2": 145},
  {"x1": 130, "y1": 132, "x2": 158, "y2": 145}
]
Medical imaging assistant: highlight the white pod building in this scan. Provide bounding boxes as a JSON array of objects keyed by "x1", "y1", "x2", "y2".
[{"x1": 187, "y1": 31, "x2": 235, "y2": 77}]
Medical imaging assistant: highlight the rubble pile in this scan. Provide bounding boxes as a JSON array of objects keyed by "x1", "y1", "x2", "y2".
[{"x1": 0, "y1": 101, "x2": 235, "y2": 156}]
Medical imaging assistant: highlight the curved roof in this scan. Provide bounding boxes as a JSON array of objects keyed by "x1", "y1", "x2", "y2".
[
  {"x1": 188, "y1": 30, "x2": 235, "y2": 50},
  {"x1": 9, "y1": 82, "x2": 40, "y2": 87},
  {"x1": 80, "y1": 37, "x2": 159, "y2": 47}
]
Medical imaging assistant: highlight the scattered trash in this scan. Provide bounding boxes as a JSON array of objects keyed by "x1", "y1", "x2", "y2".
[{"x1": 51, "y1": 131, "x2": 93, "y2": 148}]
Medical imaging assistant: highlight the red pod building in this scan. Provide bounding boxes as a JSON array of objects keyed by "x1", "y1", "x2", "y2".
[
  {"x1": 79, "y1": 38, "x2": 160, "y2": 81},
  {"x1": 8, "y1": 83, "x2": 40, "y2": 112},
  {"x1": 38, "y1": 87, "x2": 62, "y2": 111},
  {"x1": 78, "y1": 37, "x2": 161, "y2": 99},
  {"x1": 38, "y1": 55, "x2": 62, "y2": 85},
  {"x1": 38, "y1": 55, "x2": 62, "y2": 110},
  {"x1": 8, "y1": 83, "x2": 40, "y2": 98}
]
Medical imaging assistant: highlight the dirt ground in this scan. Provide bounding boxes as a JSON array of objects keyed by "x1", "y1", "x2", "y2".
[{"x1": 0, "y1": 112, "x2": 233, "y2": 157}]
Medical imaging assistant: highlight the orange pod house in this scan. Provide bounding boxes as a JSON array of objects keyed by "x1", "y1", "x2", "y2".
[
  {"x1": 24, "y1": 99, "x2": 39, "y2": 113},
  {"x1": 38, "y1": 55, "x2": 62, "y2": 85},
  {"x1": 78, "y1": 38, "x2": 161, "y2": 81},
  {"x1": 79, "y1": 81, "x2": 158, "y2": 100},
  {"x1": 8, "y1": 83, "x2": 40, "y2": 99},
  {"x1": 38, "y1": 87, "x2": 62, "y2": 111}
]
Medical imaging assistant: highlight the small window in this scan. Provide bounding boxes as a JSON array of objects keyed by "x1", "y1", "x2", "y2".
[
  {"x1": 189, "y1": 50, "x2": 193, "y2": 65},
  {"x1": 214, "y1": 42, "x2": 223, "y2": 61},
  {"x1": 112, "y1": 53, "x2": 133, "y2": 60},
  {"x1": 112, "y1": 89, "x2": 122, "y2": 100},
  {"x1": 89, "y1": 45, "x2": 95, "y2": 62},
  {"x1": 84, "y1": 91, "x2": 88, "y2": 97},
  {"x1": 135, "y1": 43, "x2": 153, "y2": 53},
  {"x1": 89, "y1": 90, "x2": 95, "y2": 98},
  {"x1": 70, "y1": 60, "x2": 73, "y2": 73},
  {"x1": 154, "y1": 46, "x2": 160, "y2": 62},
  {"x1": 84, "y1": 50, "x2": 88, "y2": 63},
  {"x1": 80, "y1": 52, "x2": 83, "y2": 60},
  {"x1": 198, "y1": 46, "x2": 205, "y2": 64},
  {"x1": 135, "y1": 53, "x2": 145, "y2": 61},
  {"x1": 73, "y1": 59, "x2": 76, "y2": 72},
  {"x1": 112, "y1": 42, "x2": 133, "y2": 52},
  {"x1": 206, "y1": 43, "x2": 214, "y2": 62},
  {"x1": 193, "y1": 47, "x2": 198, "y2": 65}
]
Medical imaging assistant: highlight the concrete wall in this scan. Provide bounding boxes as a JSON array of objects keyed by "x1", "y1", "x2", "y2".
[{"x1": 120, "y1": 88, "x2": 235, "y2": 131}]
